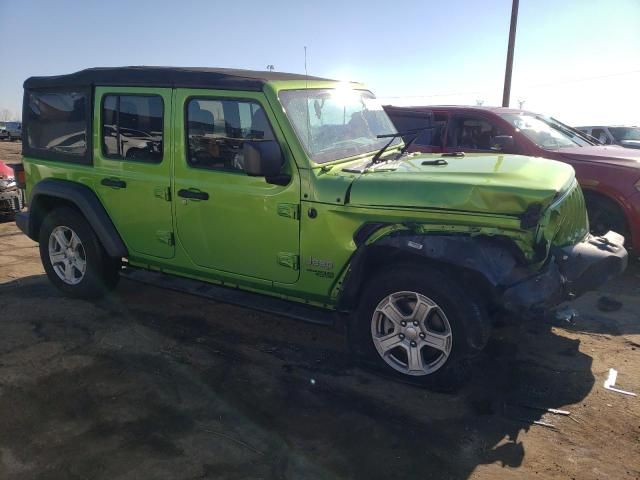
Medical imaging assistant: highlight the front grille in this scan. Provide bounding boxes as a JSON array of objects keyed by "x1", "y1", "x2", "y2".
[{"x1": 546, "y1": 181, "x2": 589, "y2": 247}]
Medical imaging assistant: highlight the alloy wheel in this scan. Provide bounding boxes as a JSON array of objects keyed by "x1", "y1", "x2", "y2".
[
  {"x1": 371, "y1": 291, "x2": 453, "y2": 376},
  {"x1": 48, "y1": 226, "x2": 87, "y2": 285}
]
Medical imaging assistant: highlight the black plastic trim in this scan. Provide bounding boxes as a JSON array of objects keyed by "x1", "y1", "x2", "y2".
[
  {"x1": 24, "y1": 66, "x2": 331, "y2": 91},
  {"x1": 26, "y1": 178, "x2": 128, "y2": 258}
]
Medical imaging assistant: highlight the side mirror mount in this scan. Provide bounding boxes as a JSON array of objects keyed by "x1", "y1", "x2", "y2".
[
  {"x1": 491, "y1": 135, "x2": 515, "y2": 152},
  {"x1": 243, "y1": 140, "x2": 288, "y2": 184}
]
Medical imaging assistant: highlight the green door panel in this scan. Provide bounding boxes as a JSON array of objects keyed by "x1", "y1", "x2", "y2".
[
  {"x1": 173, "y1": 88, "x2": 300, "y2": 284},
  {"x1": 93, "y1": 86, "x2": 175, "y2": 259}
]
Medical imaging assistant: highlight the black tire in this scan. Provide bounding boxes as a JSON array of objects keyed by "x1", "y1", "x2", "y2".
[
  {"x1": 39, "y1": 206, "x2": 120, "y2": 299},
  {"x1": 584, "y1": 193, "x2": 630, "y2": 245},
  {"x1": 349, "y1": 265, "x2": 490, "y2": 391}
]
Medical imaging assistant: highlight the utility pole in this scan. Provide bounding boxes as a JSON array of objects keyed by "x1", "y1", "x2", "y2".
[{"x1": 502, "y1": 0, "x2": 519, "y2": 107}]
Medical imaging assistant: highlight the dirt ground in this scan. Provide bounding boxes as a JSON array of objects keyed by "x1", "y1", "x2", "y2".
[
  {"x1": 0, "y1": 140, "x2": 639, "y2": 479},
  {"x1": 0, "y1": 139, "x2": 23, "y2": 165}
]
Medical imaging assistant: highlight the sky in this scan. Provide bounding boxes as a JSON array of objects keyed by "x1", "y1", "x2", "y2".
[{"x1": 0, "y1": 0, "x2": 638, "y2": 126}]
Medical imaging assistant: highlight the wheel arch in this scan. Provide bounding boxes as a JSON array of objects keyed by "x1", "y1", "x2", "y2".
[
  {"x1": 581, "y1": 187, "x2": 632, "y2": 241},
  {"x1": 25, "y1": 178, "x2": 128, "y2": 258},
  {"x1": 336, "y1": 227, "x2": 528, "y2": 313}
]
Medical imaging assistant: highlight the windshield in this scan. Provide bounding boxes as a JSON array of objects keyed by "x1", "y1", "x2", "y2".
[
  {"x1": 500, "y1": 113, "x2": 592, "y2": 149},
  {"x1": 279, "y1": 88, "x2": 401, "y2": 164},
  {"x1": 609, "y1": 127, "x2": 640, "y2": 142}
]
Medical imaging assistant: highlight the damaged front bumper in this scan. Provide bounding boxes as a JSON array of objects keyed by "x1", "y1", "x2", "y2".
[
  {"x1": 502, "y1": 231, "x2": 628, "y2": 313},
  {"x1": 0, "y1": 187, "x2": 23, "y2": 215}
]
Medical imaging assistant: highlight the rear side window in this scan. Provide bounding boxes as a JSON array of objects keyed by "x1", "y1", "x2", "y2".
[
  {"x1": 102, "y1": 95, "x2": 163, "y2": 163},
  {"x1": 185, "y1": 98, "x2": 275, "y2": 172},
  {"x1": 23, "y1": 89, "x2": 90, "y2": 163}
]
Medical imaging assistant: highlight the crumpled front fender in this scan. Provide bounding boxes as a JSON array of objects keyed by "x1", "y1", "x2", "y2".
[{"x1": 337, "y1": 230, "x2": 531, "y2": 312}]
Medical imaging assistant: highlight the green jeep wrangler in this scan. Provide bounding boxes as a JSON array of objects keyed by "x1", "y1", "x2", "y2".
[{"x1": 16, "y1": 67, "x2": 627, "y2": 388}]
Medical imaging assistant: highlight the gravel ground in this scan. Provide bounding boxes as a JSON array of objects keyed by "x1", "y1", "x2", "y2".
[{"x1": 0, "y1": 140, "x2": 639, "y2": 479}]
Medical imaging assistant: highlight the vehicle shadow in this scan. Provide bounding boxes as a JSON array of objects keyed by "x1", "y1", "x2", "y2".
[
  {"x1": 0, "y1": 275, "x2": 595, "y2": 480},
  {"x1": 558, "y1": 260, "x2": 640, "y2": 336}
]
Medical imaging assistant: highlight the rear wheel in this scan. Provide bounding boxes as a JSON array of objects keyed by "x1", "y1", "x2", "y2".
[
  {"x1": 350, "y1": 265, "x2": 490, "y2": 390},
  {"x1": 39, "y1": 207, "x2": 120, "y2": 298}
]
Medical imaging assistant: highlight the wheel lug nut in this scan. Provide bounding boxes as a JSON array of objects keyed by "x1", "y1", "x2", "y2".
[
  {"x1": 410, "y1": 341, "x2": 417, "y2": 347},
  {"x1": 413, "y1": 321, "x2": 419, "y2": 327},
  {"x1": 401, "y1": 321, "x2": 407, "y2": 327},
  {"x1": 419, "y1": 332, "x2": 425, "y2": 339},
  {"x1": 399, "y1": 333, "x2": 405, "y2": 340}
]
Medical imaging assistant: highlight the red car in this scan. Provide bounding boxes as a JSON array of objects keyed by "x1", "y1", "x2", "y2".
[{"x1": 384, "y1": 105, "x2": 640, "y2": 252}]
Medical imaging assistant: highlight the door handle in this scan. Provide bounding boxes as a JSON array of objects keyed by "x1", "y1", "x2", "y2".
[
  {"x1": 101, "y1": 178, "x2": 127, "y2": 189},
  {"x1": 178, "y1": 189, "x2": 209, "y2": 201}
]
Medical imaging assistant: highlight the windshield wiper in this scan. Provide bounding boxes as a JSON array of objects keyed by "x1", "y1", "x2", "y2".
[
  {"x1": 365, "y1": 127, "x2": 432, "y2": 169},
  {"x1": 396, "y1": 127, "x2": 436, "y2": 157}
]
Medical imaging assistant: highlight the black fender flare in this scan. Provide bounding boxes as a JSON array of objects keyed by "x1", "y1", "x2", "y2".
[
  {"x1": 337, "y1": 228, "x2": 530, "y2": 311},
  {"x1": 23, "y1": 178, "x2": 128, "y2": 258}
]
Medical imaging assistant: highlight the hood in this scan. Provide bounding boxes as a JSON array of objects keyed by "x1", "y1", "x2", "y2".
[
  {"x1": 556, "y1": 145, "x2": 640, "y2": 166},
  {"x1": 345, "y1": 153, "x2": 575, "y2": 215},
  {"x1": 0, "y1": 160, "x2": 14, "y2": 179}
]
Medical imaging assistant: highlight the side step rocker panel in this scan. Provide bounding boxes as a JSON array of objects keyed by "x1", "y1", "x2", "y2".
[{"x1": 122, "y1": 268, "x2": 338, "y2": 327}]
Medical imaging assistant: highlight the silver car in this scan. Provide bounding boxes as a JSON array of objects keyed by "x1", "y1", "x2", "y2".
[{"x1": 0, "y1": 121, "x2": 22, "y2": 141}]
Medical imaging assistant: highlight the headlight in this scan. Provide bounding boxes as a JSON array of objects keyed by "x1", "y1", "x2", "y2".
[{"x1": 635, "y1": 178, "x2": 640, "y2": 192}]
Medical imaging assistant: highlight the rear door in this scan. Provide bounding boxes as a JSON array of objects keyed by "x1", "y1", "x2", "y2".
[
  {"x1": 93, "y1": 87, "x2": 175, "y2": 259},
  {"x1": 173, "y1": 89, "x2": 300, "y2": 284}
]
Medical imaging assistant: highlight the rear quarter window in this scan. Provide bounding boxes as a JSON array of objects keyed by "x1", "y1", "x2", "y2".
[{"x1": 23, "y1": 89, "x2": 91, "y2": 164}]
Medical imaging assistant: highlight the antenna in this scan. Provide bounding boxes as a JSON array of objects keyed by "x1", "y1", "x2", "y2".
[
  {"x1": 304, "y1": 46, "x2": 308, "y2": 77},
  {"x1": 304, "y1": 46, "x2": 311, "y2": 151}
]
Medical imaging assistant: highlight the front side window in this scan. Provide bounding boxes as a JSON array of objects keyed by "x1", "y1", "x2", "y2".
[
  {"x1": 448, "y1": 115, "x2": 505, "y2": 150},
  {"x1": 24, "y1": 89, "x2": 89, "y2": 160},
  {"x1": 500, "y1": 113, "x2": 591, "y2": 149},
  {"x1": 279, "y1": 88, "x2": 400, "y2": 164},
  {"x1": 102, "y1": 95, "x2": 163, "y2": 163},
  {"x1": 186, "y1": 98, "x2": 275, "y2": 171}
]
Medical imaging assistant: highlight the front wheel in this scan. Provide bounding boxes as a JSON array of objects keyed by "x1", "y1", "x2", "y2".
[
  {"x1": 350, "y1": 266, "x2": 490, "y2": 390},
  {"x1": 39, "y1": 206, "x2": 121, "y2": 298},
  {"x1": 584, "y1": 193, "x2": 629, "y2": 242}
]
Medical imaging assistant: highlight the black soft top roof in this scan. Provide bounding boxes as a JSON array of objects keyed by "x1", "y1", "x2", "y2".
[{"x1": 24, "y1": 66, "x2": 333, "y2": 91}]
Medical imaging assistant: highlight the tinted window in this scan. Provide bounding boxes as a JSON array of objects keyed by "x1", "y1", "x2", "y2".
[
  {"x1": 591, "y1": 128, "x2": 611, "y2": 144},
  {"x1": 186, "y1": 98, "x2": 275, "y2": 171},
  {"x1": 448, "y1": 115, "x2": 505, "y2": 150},
  {"x1": 102, "y1": 95, "x2": 163, "y2": 163},
  {"x1": 386, "y1": 110, "x2": 448, "y2": 147},
  {"x1": 24, "y1": 90, "x2": 89, "y2": 159}
]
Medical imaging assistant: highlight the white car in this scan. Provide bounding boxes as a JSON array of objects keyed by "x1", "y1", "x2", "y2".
[{"x1": 577, "y1": 125, "x2": 640, "y2": 150}]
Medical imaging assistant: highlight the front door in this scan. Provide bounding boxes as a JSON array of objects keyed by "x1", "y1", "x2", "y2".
[
  {"x1": 173, "y1": 89, "x2": 300, "y2": 284},
  {"x1": 93, "y1": 87, "x2": 175, "y2": 259}
]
